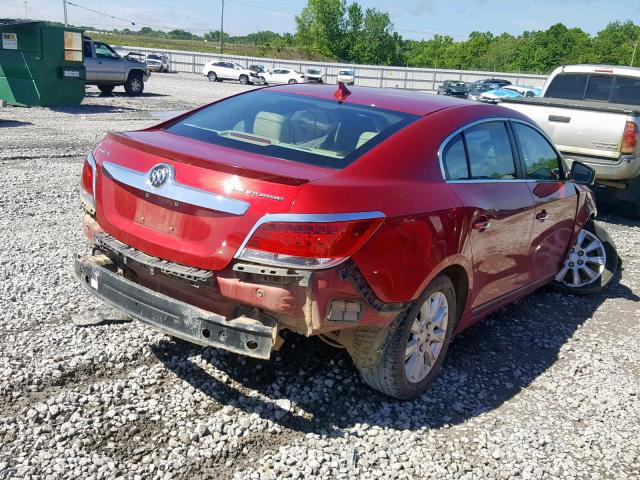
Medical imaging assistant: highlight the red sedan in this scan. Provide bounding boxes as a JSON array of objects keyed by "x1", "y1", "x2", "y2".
[{"x1": 75, "y1": 83, "x2": 618, "y2": 399}]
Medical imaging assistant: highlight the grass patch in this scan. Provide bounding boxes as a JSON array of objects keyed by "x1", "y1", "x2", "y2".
[{"x1": 89, "y1": 32, "x2": 330, "y2": 61}]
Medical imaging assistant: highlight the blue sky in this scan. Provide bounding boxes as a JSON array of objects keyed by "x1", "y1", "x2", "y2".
[{"x1": 3, "y1": 0, "x2": 639, "y2": 40}]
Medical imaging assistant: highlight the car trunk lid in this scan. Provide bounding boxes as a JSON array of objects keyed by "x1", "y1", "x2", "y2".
[{"x1": 92, "y1": 130, "x2": 333, "y2": 271}]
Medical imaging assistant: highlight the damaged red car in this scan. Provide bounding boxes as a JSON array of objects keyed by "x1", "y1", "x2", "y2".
[{"x1": 75, "y1": 83, "x2": 618, "y2": 399}]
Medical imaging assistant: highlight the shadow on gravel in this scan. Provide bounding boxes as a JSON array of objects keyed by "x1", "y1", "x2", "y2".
[
  {"x1": 152, "y1": 266, "x2": 638, "y2": 436},
  {"x1": 0, "y1": 120, "x2": 34, "y2": 128},
  {"x1": 50, "y1": 105, "x2": 140, "y2": 114},
  {"x1": 84, "y1": 92, "x2": 170, "y2": 99}
]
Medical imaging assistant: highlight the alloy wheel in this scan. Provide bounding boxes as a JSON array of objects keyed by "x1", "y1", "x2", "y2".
[
  {"x1": 555, "y1": 228, "x2": 607, "y2": 288},
  {"x1": 131, "y1": 78, "x2": 142, "y2": 93},
  {"x1": 405, "y1": 291, "x2": 449, "y2": 384}
]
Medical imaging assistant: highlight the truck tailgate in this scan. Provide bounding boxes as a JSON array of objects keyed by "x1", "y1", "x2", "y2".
[{"x1": 500, "y1": 98, "x2": 631, "y2": 160}]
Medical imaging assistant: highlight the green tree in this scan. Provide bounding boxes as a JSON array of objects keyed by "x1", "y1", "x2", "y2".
[
  {"x1": 351, "y1": 8, "x2": 398, "y2": 64},
  {"x1": 295, "y1": 0, "x2": 346, "y2": 58}
]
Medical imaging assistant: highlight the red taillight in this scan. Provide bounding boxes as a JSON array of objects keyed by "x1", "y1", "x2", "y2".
[
  {"x1": 622, "y1": 121, "x2": 638, "y2": 154},
  {"x1": 81, "y1": 159, "x2": 93, "y2": 195},
  {"x1": 80, "y1": 153, "x2": 96, "y2": 213},
  {"x1": 239, "y1": 217, "x2": 383, "y2": 269}
]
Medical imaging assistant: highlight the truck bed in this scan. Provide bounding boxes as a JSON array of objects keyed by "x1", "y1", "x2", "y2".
[{"x1": 500, "y1": 96, "x2": 640, "y2": 116}]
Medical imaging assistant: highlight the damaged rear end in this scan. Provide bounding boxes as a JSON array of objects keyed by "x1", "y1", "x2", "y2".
[{"x1": 75, "y1": 88, "x2": 418, "y2": 359}]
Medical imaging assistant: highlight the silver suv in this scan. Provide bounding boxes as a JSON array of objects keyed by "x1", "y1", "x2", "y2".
[{"x1": 83, "y1": 37, "x2": 150, "y2": 96}]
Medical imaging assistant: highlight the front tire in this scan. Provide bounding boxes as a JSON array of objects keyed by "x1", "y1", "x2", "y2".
[
  {"x1": 550, "y1": 220, "x2": 618, "y2": 295},
  {"x1": 288, "y1": 79, "x2": 297, "y2": 84},
  {"x1": 124, "y1": 72, "x2": 144, "y2": 96},
  {"x1": 358, "y1": 275, "x2": 457, "y2": 399},
  {"x1": 239, "y1": 74, "x2": 249, "y2": 85}
]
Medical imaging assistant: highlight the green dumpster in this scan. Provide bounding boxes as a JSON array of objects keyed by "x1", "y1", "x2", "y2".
[{"x1": 0, "y1": 19, "x2": 85, "y2": 107}]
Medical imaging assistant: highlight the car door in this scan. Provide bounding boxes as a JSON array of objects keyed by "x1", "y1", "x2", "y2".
[
  {"x1": 441, "y1": 120, "x2": 535, "y2": 311},
  {"x1": 94, "y1": 42, "x2": 123, "y2": 82},
  {"x1": 510, "y1": 121, "x2": 578, "y2": 286},
  {"x1": 83, "y1": 40, "x2": 98, "y2": 82}
]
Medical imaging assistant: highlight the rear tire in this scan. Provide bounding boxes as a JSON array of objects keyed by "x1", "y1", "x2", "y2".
[
  {"x1": 124, "y1": 72, "x2": 144, "y2": 96},
  {"x1": 97, "y1": 85, "x2": 115, "y2": 95},
  {"x1": 207, "y1": 71, "x2": 217, "y2": 82},
  {"x1": 288, "y1": 79, "x2": 297, "y2": 84},
  {"x1": 357, "y1": 275, "x2": 457, "y2": 399},
  {"x1": 550, "y1": 220, "x2": 618, "y2": 295}
]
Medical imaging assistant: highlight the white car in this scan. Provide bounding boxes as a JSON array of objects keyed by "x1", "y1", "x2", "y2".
[
  {"x1": 336, "y1": 69, "x2": 355, "y2": 85},
  {"x1": 202, "y1": 60, "x2": 261, "y2": 85},
  {"x1": 145, "y1": 54, "x2": 169, "y2": 72},
  {"x1": 259, "y1": 68, "x2": 305, "y2": 85}
]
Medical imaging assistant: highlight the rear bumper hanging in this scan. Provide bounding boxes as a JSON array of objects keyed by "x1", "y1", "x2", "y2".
[{"x1": 73, "y1": 254, "x2": 277, "y2": 359}]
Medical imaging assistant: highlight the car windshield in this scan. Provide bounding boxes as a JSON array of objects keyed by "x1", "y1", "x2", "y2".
[
  {"x1": 308, "y1": 69, "x2": 321, "y2": 74},
  {"x1": 166, "y1": 91, "x2": 419, "y2": 169},
  {"x1": 339, "y1": 71, "x2": 353, "y2": 75},
  {"x1": 147, "y1": 54, "x2": 161, "y2": 60}
]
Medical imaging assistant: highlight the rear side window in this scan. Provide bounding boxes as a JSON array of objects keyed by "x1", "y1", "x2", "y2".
[
  {"x1": 442, "y1": 134, "x2": 468, "y2": 180},
  {"x1": 166, "y1": 91, "x2": 419, "y2": 169},
  {"x1": 465, "y1": 122, "x2": 517, "y2": 180},
  {"x1": 545, "y1": 74, "x2": 588, "y2": 100},
  {"x1": 585, "y1": 76, "x2": 613, "y2": 101},
  {"x1": 442, "y1": 122, "x2": 517, "y2": 181},
  {"x1": 612, "y1": 76, "x2": 640, "y2": 105},
  {"x1": 513, "y1": 123, "x2": 562, "y2": 181}
]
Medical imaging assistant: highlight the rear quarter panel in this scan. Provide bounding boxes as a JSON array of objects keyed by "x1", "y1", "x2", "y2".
[{"x1": 291, "y1": 107, "x2": 497, "y2": 304}]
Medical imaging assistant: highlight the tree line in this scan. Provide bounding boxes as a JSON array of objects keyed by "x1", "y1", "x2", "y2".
[{"x1": 80, "y1": 0, "x2": 640, "y2": 74}]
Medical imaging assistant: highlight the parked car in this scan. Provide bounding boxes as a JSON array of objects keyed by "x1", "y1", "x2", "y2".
[
  {"x1": 304, "y1": 67, "x2": 325, "y2": 83},
  {"x1": 466, "y1": 81, "x2": 500, "y2": 101},
  {"x1": 502, "y1": 85, "x2": 541, "y2": 97},
  {"x1": 202, "y1": 60, "x2": 261, "y2": 85},
  {"x1": 500, "y1": 64, "x2": 640, "y2": 218},
  {"x1": 482, "y1": 78, "x2": 512, "y2": 87},
  {"x1": 336, "y1": 69, "x2": 355, "y2": 85},
  {"x1": 437, "y1": 80, "x2": 468, "y2": 97},
  {"x1": 83, "y1": 37, "x2": 150, "y2": 96},
  {"x1": 75, "y1": 84, "x2": 618, "y2": 399},
  {"x1": 249, "y1": 64, "x2": 265, "y2": 74},
  {"x1": 145, "y1": 54, "x2": 169, "y2": 72},
  {"x1": 259, "y1": 68, "x2": 305, "y2": 85},
  {"x1": 479, "y1": 87, "x2": 524, "y2": 103}
]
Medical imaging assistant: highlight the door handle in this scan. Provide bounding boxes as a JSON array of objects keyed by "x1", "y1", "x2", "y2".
[
  {"x1": 548, "y1": 115, "x2": 570, "y2": 123},
  {"x1": 536, "y1": 210, "x2": 549, "y2": 221},
  {"x1": 472, "y1": 219, "x2": 491, "y2": 231}
]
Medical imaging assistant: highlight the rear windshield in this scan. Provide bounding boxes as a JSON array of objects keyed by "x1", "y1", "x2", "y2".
[
  {"x1": 166, "y1": 91, "x2": 419, "y2": 169},
  {"x1": 546, "y1": 73, "x2": 640, "y2": 106}
]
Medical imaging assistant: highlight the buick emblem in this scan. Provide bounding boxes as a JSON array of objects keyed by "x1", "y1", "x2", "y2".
[{"x1": 147, "y1": 163, "x2": 171, "y2": 188}]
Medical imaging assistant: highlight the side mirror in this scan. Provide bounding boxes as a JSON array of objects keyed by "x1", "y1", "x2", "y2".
[{"x1": 570, "y1": 161, "x2": 596, "y2": 185}]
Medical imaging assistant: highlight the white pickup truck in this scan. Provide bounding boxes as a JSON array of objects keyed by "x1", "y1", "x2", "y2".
[{"x1": 500, "y1": 65, "x2": 640, "y2": 218}]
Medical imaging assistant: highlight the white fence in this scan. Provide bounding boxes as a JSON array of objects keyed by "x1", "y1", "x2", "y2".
[{"x1": 118, "y1": 45, "x2": 549, "y2": 90}]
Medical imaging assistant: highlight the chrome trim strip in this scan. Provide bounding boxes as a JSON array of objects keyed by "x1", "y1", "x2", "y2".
[
  {"x1": 437, "y1": 116, "x2": 565, "y2": 184},
  {"x1": 234, "y1": 211, "x2": 386, "y2": 269},
  {"x1": 87, "y1": 151, "x2": 97, "y2": 204},
  {"x1": 102, "y1": 161, "x2": 250, "y2": 215}
]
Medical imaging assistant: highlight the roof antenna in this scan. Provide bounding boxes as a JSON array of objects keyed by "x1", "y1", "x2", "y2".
[{"x1": 334, "y1": 81, "x2": 351, "y2": 103}]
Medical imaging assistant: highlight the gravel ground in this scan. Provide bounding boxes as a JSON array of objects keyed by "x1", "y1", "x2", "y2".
[{"x1": 1, "y1": 73, "x2": 639, "y2": 480}]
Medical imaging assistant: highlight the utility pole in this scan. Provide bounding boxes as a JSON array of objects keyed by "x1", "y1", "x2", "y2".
[
  {"x1": 220, "y1": 0, "x2": 225, "y2": 54},
  {"x1": 63, "y1": 0, "x2": 68, "y2": 26},
  {"x1": 24, "y1": 1, "x2": 28, "y2": 18},
  {"x1": 632, "y1": 40, "x2": 638, "y2": 67}
]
